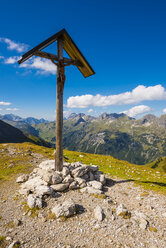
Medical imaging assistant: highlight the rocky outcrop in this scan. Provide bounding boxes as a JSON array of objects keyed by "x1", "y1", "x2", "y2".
[{"x1": 17, "y1": 160, "x2": 106, "y2": 209}]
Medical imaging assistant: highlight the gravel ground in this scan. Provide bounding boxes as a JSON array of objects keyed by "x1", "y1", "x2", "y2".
[{"x1": 0, "y1": 170, "x2": 166, "y2": 248}]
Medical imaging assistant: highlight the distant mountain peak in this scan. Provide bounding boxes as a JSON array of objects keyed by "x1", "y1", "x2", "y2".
[
  {"x1": 99, "y1": 112, "x2": 127, "y2": 120},
  {"x1": 68, "y1": 113, "x2": 86, "y2": 119},
  {"x1": 0, "y1": 114, "x2": 49, "y2": 125}
]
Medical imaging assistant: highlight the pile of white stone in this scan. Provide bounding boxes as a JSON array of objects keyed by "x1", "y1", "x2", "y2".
[{"x1": 16, "y1": 160, "x2": 106, "y2": 209}]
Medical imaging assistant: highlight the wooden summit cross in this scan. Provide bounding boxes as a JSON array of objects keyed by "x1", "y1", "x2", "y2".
[{"x1": 18, "y1": 29, "x2": 95, "y2": 171}]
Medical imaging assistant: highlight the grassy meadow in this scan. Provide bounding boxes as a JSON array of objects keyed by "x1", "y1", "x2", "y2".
[{"x1": 0, "y1": 142, "x2": 166, "y2": 195}]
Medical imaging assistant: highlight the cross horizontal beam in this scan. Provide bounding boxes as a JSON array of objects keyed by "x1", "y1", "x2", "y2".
[
  {"x1": 18, "y1": 29, "x2": 95, "y2": 77},
  {"x1": 34, "y1": 51, "x2": 82, "y2": 66},
  {"x1": 18, "y1": 29, "x2": 65, "y2": 64}
]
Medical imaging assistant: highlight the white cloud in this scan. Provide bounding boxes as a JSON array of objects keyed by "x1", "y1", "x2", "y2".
[
  {"x1": 0, "y1": 108, "x2": 2, "y2": 111},
  {"x1": 121, "y1": 105, "x2": 152, "y2": 117},
  {"x1": 0, "y1": 101, "x2": 11, "y2": 106},
  {"x1": 6, "y1": 108, "x2": 20, "y2": 111},
  {"x1": 20, "y1": 57, "x2": 57, "y2": 75},
  {"x1": 0, "y1": 37, "x2": 28, "y2": 52},
  {"x1": 0, "y1": 56, "x2": 4, "y2": 59},
  {"x1": 67, "y1": 85, "x2": 166, "y2": 108},
  {"x1": 87, "y1": 108, "x2": 93, "y2": 113},
  {"x1": 4, "y1": 56, "x2": 21, "y2": 64},
  {"x1": 163, "y1": 108, "x2": 166, "y2": 114}
]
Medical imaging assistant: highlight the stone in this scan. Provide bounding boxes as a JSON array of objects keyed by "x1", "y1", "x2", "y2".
[
  {"x1": 39, "y1": 170, "x2": 62, "y2": 185},
  {"x1": 50, "y1": 172, "x2": 62, "y2": 185},
  {"x1": 14, "y1": 219, "x2": 22, "y2": 226},
  {"x1": 80, "y1": 174, "x2": 89, "y2": 181},
  {"x1": 89, "y1": 171, "x2": 94, "y2": 181},
  {"x1": 61, "y1": 167, "x2": 70, "y2": 178},
  {"x1": 71, "y1": 161, "x2": 82, "y2": 168},
  {"x1": 162, "y1": 212, "x2": 166, "y2": 217},
  {"x1": 18, "y1": 188, "x2": 30, "y2": 196},
  {"x1": 63, "y1": 174, "x2": 74, "y2": 184},
  {"x1": 87, "y1": 180, "x2": 103, "y2": 190},
  {"x1": 51, "y1": 183, "x2": 69, "y2": 192},
  {"x1": 71, "y1": 165, "x2": 89, "y2": 178},
  {"x1": 90, "y1": 165, "x2": 99, "y2": 172},
  {"x1": 21, "y1": 176, "x2": 48, "y2": 192},
  {"x1": 116, "y1": 204, "x2": 128, "y2": 216},
  {"x1": 95, "y1": 173, "x2": 106, "y2": 185},
  {"x1": 52, "y1": 199, "x2": 76, "y2": 218},
  {"x1": 63, "y1": 162, "x2": 70, "y2": 166},
  {"x1": 75, "y1": 177, "x2": 86, "y2": 186},
  {"x1": 94, "y1": 206, "x2": 104, "y2": 221},
  {"x1": 16, "y1": 174, "x2": 29, "y2": 183},
  {"x1": 69, "y1": 181, "x2": 80, "y2": 190},
  {"x1": 35, "y1": 197, "x2": 43, "y2": 208},
  {"x1": 35, "y1": 185, "x2": 53, "y2": 196},
  {"x1": 139, "y1": 218, "x2": 148, "y2": 230},
  {"x1": 8, "y1": 240, "x2": 20, "y2": 248},
  {"x1": 6, "y1": 237, "x2": 12, "y2": 241},
  {"x1": 80, "y1": 182, "x2": 87, "y2": 188},
  {"x1": 27, "y1": 194, "x2": 36, "y2": 208},
  {"x1": 27, "y1": 194, "x2": 43, "y2": 208},
  {"x1": 38, "y1": 160, "x2": 55, "y2": 170},
  {"x1": 98, "y1": 174, "x2": 106, "y2": 185},
  {"x1": 80, "y1": 186, "x2": 103, "y2": 195}
]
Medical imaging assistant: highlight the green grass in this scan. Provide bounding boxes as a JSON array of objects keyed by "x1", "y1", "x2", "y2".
[
  {"x1": 0, "y1": 236, "x2": 6, "y2": 248},
  {"x1": 0, "y1": 142, "x2": 166, "y2": 195},
  {"x1": 0, "y1": 142, "x2": 54, "y2": 181},
  {"x1": 63, "y1": 149, "x2": 166, "y2": 195},
  {"x1": 22, "y1": 201, "x2": 40, "y2": 218}
]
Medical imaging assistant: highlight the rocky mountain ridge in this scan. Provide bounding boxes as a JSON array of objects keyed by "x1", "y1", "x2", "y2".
[
  {"x1": 35, "y1": 113, "x2": 166, "y2": 165},
  {"x1": 1, "y1": 113, "x2": 166, "y2": 165},
  {"x1": 0, "y1": 114, "x2": 48, "y2": 125}
]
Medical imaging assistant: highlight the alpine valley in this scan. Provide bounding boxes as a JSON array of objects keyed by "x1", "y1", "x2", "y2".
[{"x1": 1, "y1": 113, "x2": 166, "y2": 165}]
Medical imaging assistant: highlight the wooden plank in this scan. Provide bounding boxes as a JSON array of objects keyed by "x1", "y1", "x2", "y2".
[
  {"x1": 18, "y1": 29, "x2": 65, "y2": 64},
  {"x1": 63, "y1": 31, "x2": 95, "y2": 78},
  {"x1": 55, "y1": 39, "x2": 64, "y2": 172},
  {"x1": 34, "y1": 51, "x2": 82, "y2": 66}
]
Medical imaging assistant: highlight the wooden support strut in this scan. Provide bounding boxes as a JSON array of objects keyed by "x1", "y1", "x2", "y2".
[
  {"x1": 55, "y1": 39, "x2": 65, "y2": 171},
  {"x1": 34, "y1": 51, "x2": 82, "y2": 67}
]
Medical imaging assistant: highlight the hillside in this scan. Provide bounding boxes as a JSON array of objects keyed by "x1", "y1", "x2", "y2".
[
  {"x1": 0, "y1": 120, "x2": 51, "y2": 148},
  {"x1": 147, "y1": 157, "x2": 166, "y2": 173},
  {"x1": 0, "y1": 120, "x2": 29, "y2": 143},
  {"x1": 34, "y1": 113, "x2": 166, "y2": 165}
]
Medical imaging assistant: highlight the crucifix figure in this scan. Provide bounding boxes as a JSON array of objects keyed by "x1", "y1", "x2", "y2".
[{"x1": 18, "y1": 29, "x2": 95, "y2": 171}]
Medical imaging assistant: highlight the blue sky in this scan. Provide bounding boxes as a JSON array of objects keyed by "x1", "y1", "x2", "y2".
[{"x1": 0, "y1": 0, "x2": 166, "y2": 120}]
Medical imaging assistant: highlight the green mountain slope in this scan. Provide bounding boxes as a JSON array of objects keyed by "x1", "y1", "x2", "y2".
[
  {"x1": 34, "y1": 113, "x2": 166, "y2": 165},
  {"x1": 146, "y1": 157, "x2": 166, "y2": 173},
  {"x1": 0, "y1": 120, "x2": 29, "y2": 143},
  {"x1": 0, "y1": 120, "x2": 51, "y2": 147}
]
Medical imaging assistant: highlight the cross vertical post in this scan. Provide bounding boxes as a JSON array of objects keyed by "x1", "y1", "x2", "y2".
[
  {"x1": 55, "y1": 38, "x2": 65, "y2": 171},
  {"x1": 18, "y1": 29, "x2": 95, "y2": 172}
]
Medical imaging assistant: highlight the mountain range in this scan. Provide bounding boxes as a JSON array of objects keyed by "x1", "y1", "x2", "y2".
[
  {"x1": 0, "y1": 114, "x2": 48, "y2": 125},
  {"x1": 1, "y1": 113, "x2": 166, "y2": 165}
]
